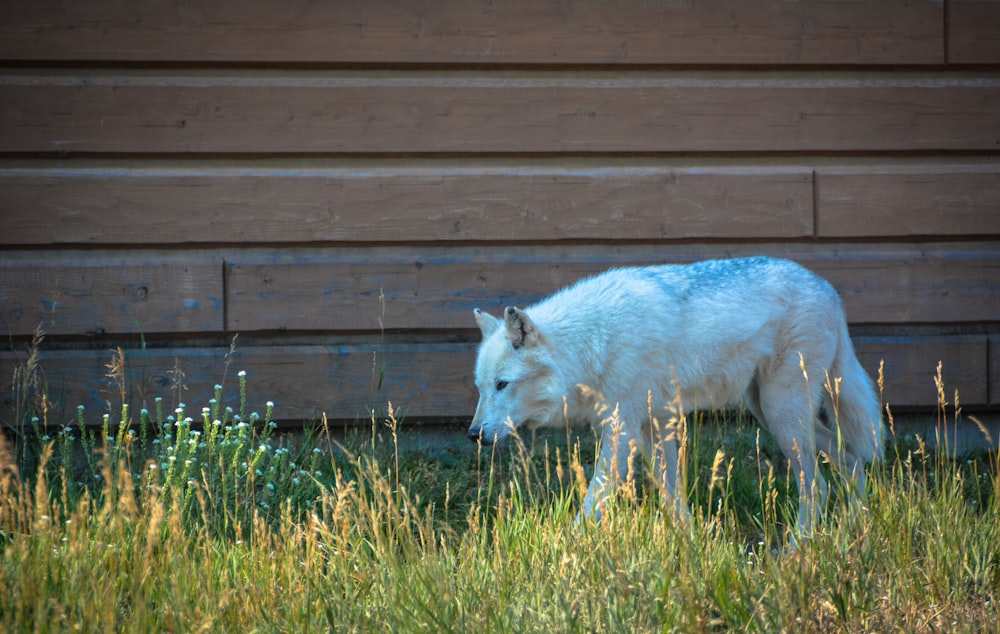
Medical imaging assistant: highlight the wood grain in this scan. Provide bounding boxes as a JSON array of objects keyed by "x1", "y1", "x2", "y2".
[
  {"x1": 226, "y1": 246, "x2": 1000, "y2": 331},
  {"x1": 991, "y1": 336, "x2": 1000, "y2": 407},
  {"x1": 0, "y1": 252, "x2": 224, "y2": 337},
  {"x1": 15, "y1": 160, "x2": 1000, "y2": 246},
  {"x1": 0, "y1": 1, "x2": 943, "y2": 65},
  {"x1": 1, "y1": 336, "x2": 988, "y2": 426},
  {"x1": 805, "y1": 252, "x2": 1000, "y2": 326},
  {"x1": 855, "y1": 336, "x2": 988, "y2": 409},
  {"x1": 4, "y1": 73, "x2": 998, "y2": 154},
  {"x1": 948, "y1": 1, "x2": 1000, "y2": 64},
  {"x1": 815, "y1": 162, "x2": 1000, "y2": 237},
  {"x1": 0, "y1": 343, "x2": 478, "y2": 424},
  {"x1": 0, "y1": 162, "x2": 812, "y2": 245}
]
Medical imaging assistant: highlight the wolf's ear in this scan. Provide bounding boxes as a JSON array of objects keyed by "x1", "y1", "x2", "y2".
[
  {"x1": 473, "y1": 308, "x2": 500, "y2": 337},
  {"x1": 503, "y1": 306, "x2": 540, "y2": 350}
]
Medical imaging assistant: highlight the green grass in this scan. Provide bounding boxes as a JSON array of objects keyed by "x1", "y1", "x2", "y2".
[{"x1": 1, "y1": 362, "x2": 998, "y2": 632}]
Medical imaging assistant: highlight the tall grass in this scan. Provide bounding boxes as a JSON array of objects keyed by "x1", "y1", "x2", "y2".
[{"x1": 0, "y1": 350, "x2": 997, "y2": 632}]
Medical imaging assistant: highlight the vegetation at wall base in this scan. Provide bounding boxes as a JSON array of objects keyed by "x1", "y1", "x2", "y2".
[{"x1": 0, "y1": 349, "x2": 997, "y2": 632}]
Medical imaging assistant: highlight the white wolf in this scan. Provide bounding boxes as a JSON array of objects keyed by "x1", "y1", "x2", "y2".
[{"x1": 467, "y1": 256, "x2": 883, "y2": 534}]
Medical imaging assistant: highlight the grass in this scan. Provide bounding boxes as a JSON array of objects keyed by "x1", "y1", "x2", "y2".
[{"x1": 1, "y1": 350, "x2": 998, "y2": 632}]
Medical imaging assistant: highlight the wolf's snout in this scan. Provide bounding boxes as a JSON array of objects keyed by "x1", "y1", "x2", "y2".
[{"x1": 466, "y1": 426, "x2": 485, "y2": 443}]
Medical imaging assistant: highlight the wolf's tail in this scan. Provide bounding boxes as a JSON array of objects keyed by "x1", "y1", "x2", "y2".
[{"x1": 824, "y1": 318, "x2": 884, "y2": 466}]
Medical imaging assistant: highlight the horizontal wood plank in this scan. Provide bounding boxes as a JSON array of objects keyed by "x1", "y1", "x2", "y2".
[
  {"x1": 0, "y1": 162, "x2": 812, "y2": 245},
  {"x1": 855, "y1": 336, "x2": 988, "y2": 409},
  {"x1": 0, "y1": 1, "x2": 943, "y2": 65},
  {"x1": 948, "y1": 0, "x2": 1000, "y2": 64},
  {"x1": 991, "y1": 336, "x2": 1000, "y2": 407},
  {"x1": 815, "y1": 162, "x2": 1000, "y2": 237},
  {"x1": 806, "y1": 252, "x2": 1000, "y2": 326},
  {"x1": 4, "y1": 73, "x2": 998, "y2": 154},
  {"x1": 0, "y1": 252, "x2": 224, "y2": 336},
  {"x1": 0, "y1": 343, "x2": 478, "y2": 423},
  {"x1": 1, "y1": 336, "x2": 989, "y2": 426},
  {"x1": 227, "y1": 246, "x2": 1000, "y2": 331},
  {"x1": 3, "y1": 246, "x2": 994, "y2": 341},
  {"x1": 8, "y1": 160, "x2": 1000, "y2": 245}
]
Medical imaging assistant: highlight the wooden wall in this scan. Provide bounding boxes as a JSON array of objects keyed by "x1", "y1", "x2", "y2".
[{"x1": 1, "y1": 1, "x2": 999, "y2": 429}]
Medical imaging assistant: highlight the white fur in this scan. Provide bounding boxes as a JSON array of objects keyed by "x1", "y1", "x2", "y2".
[{"x1": 468, "y1": 256, "x2": 884, "y2": 534}]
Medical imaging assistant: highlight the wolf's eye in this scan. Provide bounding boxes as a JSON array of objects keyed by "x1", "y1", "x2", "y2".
[{"x1": 495, "y1": 380, "x2": 509, "y2": 392}]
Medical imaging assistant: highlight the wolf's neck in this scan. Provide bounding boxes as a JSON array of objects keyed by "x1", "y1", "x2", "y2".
[{"x1": 536, "y1": 316, "x2": 612, "y2": 421}]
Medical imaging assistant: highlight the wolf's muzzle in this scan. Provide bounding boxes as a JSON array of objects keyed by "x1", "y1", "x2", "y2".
[{"x1": 466, "y1": 427, "x2": 490, "y2": 444}]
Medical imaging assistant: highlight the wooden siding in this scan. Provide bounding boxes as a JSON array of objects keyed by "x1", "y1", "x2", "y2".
[
  {"x1": 816, "y1": 163, "x2": 1000, "y2": 238},
  {"x1": 3, "y1": 244, "x2": 998, "y2": 337},
  {"x1": 0, "y1": 335, "x2": 990, "y2": 421},
  {"x1": 4, "y1": 73, "x2": 1000, "y2": 154},
  {"x1": 1, "y1": 0, "x2": 998, "y2": 431},
  {"x1": 0, "y1": 251, "x2": 224, "y2": 336},
  {"x1": 222, "y1": 245, "x2": 1000, "y2": 331},
  {"x1": 0, "y1": 162, "x2": 816, "y2": 244},
  {"x1": 0, "y1": 1, "x2": 945, "y2": 65},
  {"x1": 991, "y1": 336, "x2": 1000, "y2": 406},
  {"x1": 7, "y1": 160, "x2": 1000, "y2": 245}
]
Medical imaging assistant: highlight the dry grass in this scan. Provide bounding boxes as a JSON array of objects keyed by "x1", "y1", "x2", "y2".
[{"x1": 0, "y1": 347, "x2": 997, "y2": 632}]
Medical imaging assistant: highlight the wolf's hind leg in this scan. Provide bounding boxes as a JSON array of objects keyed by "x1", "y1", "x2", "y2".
[
  {"x1": 759, "y1": 372, "x2": 826, "y2": 536},
  {"x1": 814, "y1": 419, "x2": 867, "y2": 504}
]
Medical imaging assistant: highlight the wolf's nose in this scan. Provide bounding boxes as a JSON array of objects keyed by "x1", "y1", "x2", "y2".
[{"x1": 466, "y1": 427, "x2": 482, "y2": 442}]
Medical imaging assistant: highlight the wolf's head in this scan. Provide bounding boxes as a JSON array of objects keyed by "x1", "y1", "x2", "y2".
[{"x1": 467, "y1": 306, "x2": 564, "y2": 445}]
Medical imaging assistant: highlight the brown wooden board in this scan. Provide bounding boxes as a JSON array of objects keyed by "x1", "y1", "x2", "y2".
[
  {"x1": 9, "y1": 159, "x2": 1000, "y2": 246},
  {"x1": 0, "y1": 343, "x2": 478, "y2": 424},
  {"x1": 0, "y1": 336, "x2": 989, "y2": 427},
  {"x1": 4, "y1": 72, "x2": 999, "y2": 154},
  {"x1": 0, "y1": 252, "x2": 224, "y2": 337},
  {"x1": 0, "y1": 162, "x2": 812, "y2": 245},
  {"x1": 0, "y1": 1, "x2": 943, "y2": 66},
  {"x1": 991, "y1": 336, "x2": 1000, "y2": 407},
  {"x1": 855, "y1": 336, "x2": 988, "y2": 409},
  {"x1": 949, "y1": 0, "x2": 1000, "y2": 64},
  {"x1": 815, "y1": 162, "x2": 1000, "y2": 238},
  {"x1": 226, "y1": 246, "x2": 1000, "y2": 332},
  {"x1": 805, "y1": 251, "x2": 1000, "y2": 326}
]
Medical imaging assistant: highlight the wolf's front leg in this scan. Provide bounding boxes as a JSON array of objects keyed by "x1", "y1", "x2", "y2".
[
  {"x1": 578, "y1": 421, "x2": 637, "y2": 522},
  {"x1": 649, "y1": 432, "x2": 691, "y2": 521}
]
